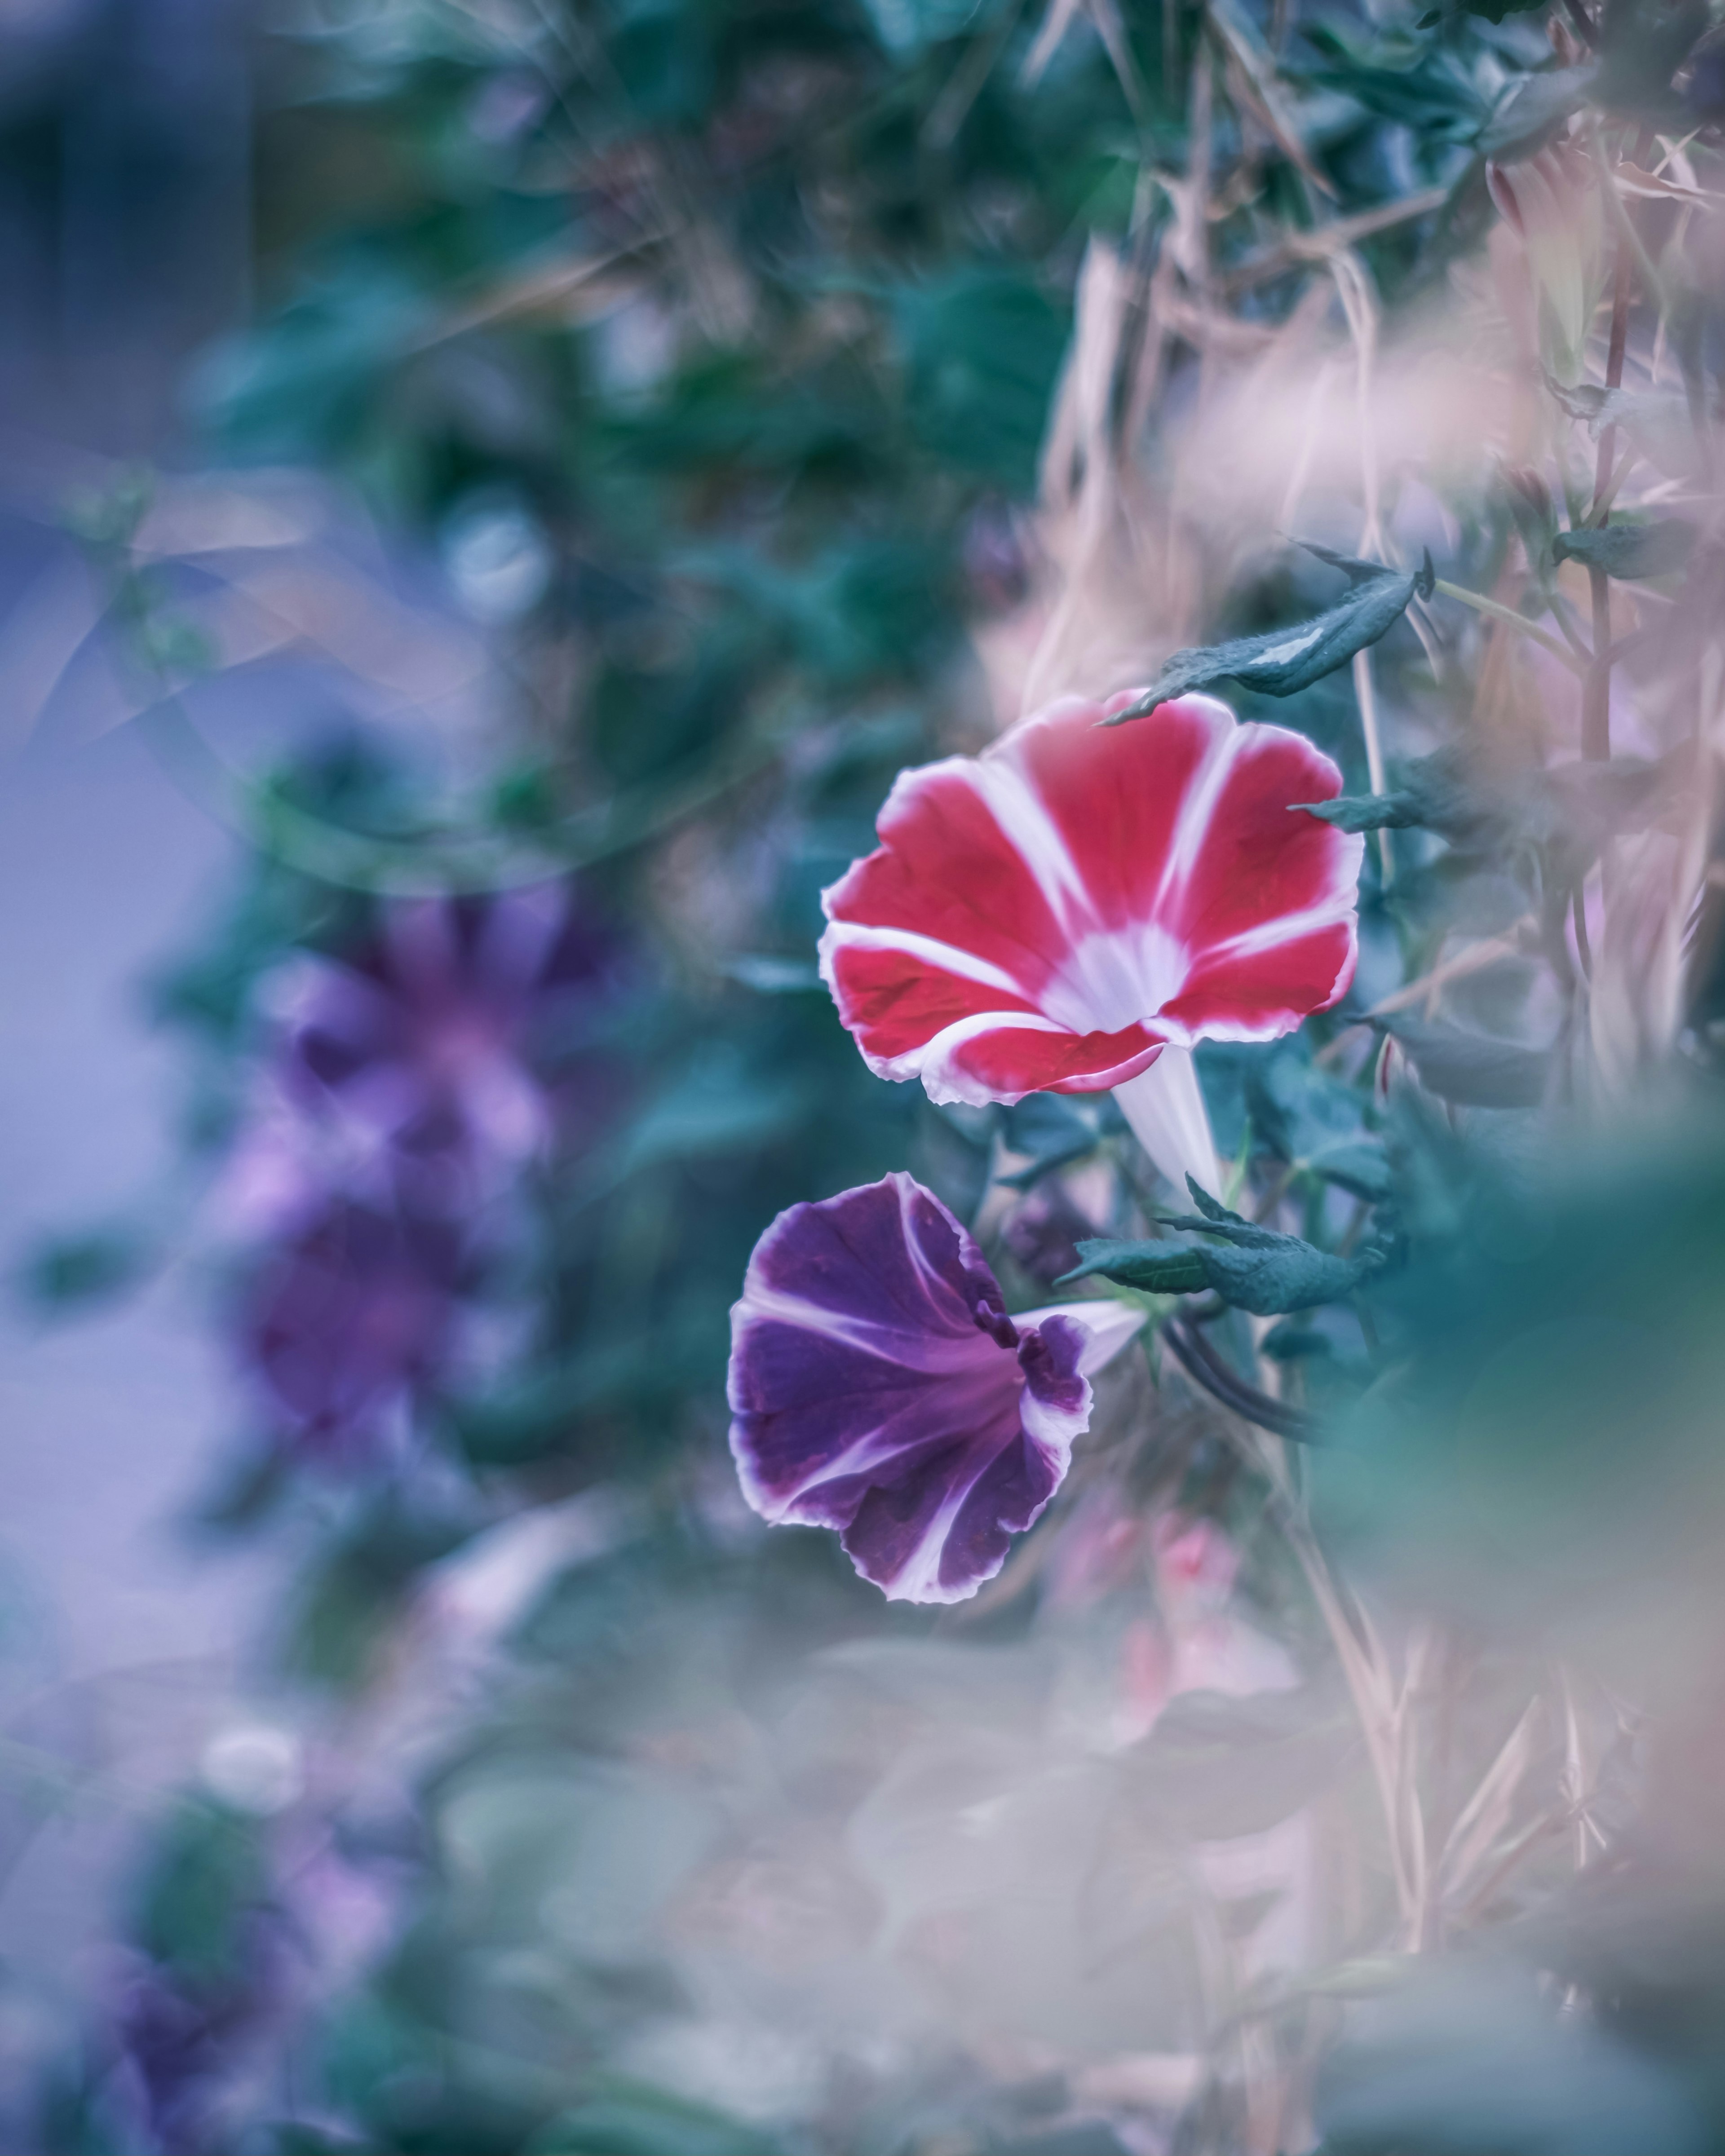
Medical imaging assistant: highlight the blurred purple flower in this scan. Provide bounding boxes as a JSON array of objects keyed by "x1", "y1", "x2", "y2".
[
  {"x1": 270, "y1": 882, "x2": 628, "y2": 1216},
  {"x1": 1000, "y1": 1184, "x2": 1099, "y2": 1288},
  {"x1": 223, "y1": 883, "x2": 632, "y2": 1466},
  {"x1": 102, "y1": 1817, "x2": 404, "y2": 2153},
  {"x1": 241, "y1": 1199, "x2": 465, "y2": 1464},
  {"x1": 106, "y1": 1911, "x2": 290, "y2": 2156},
  {"x1": 727, "y1": 1174, "x2": 1141, "y2": 1604}
]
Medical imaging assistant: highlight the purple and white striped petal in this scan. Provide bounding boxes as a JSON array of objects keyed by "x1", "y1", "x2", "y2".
[{"x1": 727, "y1": 1174, "x2": 1142, "y2": 1604}]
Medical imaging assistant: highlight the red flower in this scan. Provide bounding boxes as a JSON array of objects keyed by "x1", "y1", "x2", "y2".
[{"x1": 818, "y1": 692, "x2": 1362, "y2": 1109}]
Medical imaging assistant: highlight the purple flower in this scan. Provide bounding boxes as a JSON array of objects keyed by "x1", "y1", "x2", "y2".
[
  {"x1": 241, "y1": 1199, "x2": 464, "y2": 1463},
  {"x1": 225, "y1": 881, "x2": 632, "y2": 1470},
  {"x1": 272, "y1": 883, "x2": 628, "y2": 1215},
  {"x1": 727, "y1": 1174, "x2": 1142, "y2": 1604}
]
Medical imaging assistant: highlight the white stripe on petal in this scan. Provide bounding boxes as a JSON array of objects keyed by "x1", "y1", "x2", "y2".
[
  {"x1": 815, "y1": 920, "x2": 1034, "y2": 1000},
  {"x1": 895, "y1": 1167, "x2": 963, "y2": 1310},
  {"x1": 731, "y1": 1281, "x2": 989, "y2": 1372},
  {"x1": 970, "y1": 751, "x2": 1094, "y2": 937},
  {"x1": 1197, "y1": 878, "x2": 1367, "y2": 963},
  {"x1": 874, "y1": 1446, "x2": 1003, "y2": 1604},
  {"x1": 910, "y1": 1008, "x2": 1071, "y2": 1105},
  {"x1": 1019, "y1": 1378, "x2": 1091, "y2": 1451},
  {"x1": 1156, "y1": 702, "x2": 1245, "y2": 914}
]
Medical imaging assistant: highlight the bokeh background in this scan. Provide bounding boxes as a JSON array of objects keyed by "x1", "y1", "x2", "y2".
[{"x1": 5, "y1": 0, "x2": 1725, "y2": 2152}]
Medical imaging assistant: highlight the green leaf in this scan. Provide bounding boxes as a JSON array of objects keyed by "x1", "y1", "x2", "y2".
[
  {"x1": 1377, "y1": 1015, "x2": 1552, "y2": 1108},
  {"x1": 1553, "y1": 520, "x2": 1696, "y2": 580},
  {"x1": 1419, "y1": 0, "x2": 1545, "y2": 24},
  {"x1": 1059, "y1": 1240, "x2": 1212, "y2": 1295},
  {"x1": 1105, "y1": 547, "x2": 1433, "y2": 720},
  {"x1": 894, "y1": 268, "x2": 1071, "y2": 496},
  {"x1": 1592, "y1": 0, "x2": 1709, "y2": 114},
  {"x1": 1477, "y1": 65, "x2": 1596, "y2": 159},
  {"x1": 1304, "y1": 1138, "x2": 1393, "y2": 1202},
  {"x1": 1297, "y1": 791, "x2": 1428, "y2": 833},
  {"x1": 996, "y1": 1094, "x2": 1104, "y2": 1189},
  {"x1": 526, "y1": 2082, "x2": 779, "y2": 2156},
  {"x1": 1301, "y1": 25, "x2": 1486, "y2": 136},
  {"x1": 1295, "y1": 745, "x2": 1482, "y2": 838},
  {"x1": 1304, "y1": 743, "x2": 1691, "y2": 859},
  {"x1": 1247, "y1": 1048, "x2": 1393, "y2": 1201},
  {"x1": 1062, "y1": 1183, "x2": 1378, "y2": 1315}
]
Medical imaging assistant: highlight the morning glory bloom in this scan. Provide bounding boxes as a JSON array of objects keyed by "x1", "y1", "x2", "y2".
[
  {"x1": 228, "y1": 881, "x2": 632, "y2": 1469},
  {"x1": 728, "y1": 1173, "x2": 1143, "y2": 1604},
  {"x1": 817, "y1": 692, "x2": 1362, "y2": 1193},
  {"x1": 274, "y1": 882, "x2": 629, "y2": 1214},
  {"x1": 242, "y1": 1197, "x2": 464, "y2": 1463}
]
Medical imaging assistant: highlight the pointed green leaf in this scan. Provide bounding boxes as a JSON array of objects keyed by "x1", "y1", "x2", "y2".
[
  {"x1": 1295, "y1": 792, "x2": 1429, "y2": 833},
  {"x1": 1105, "y1": 550, "x2": 1434, "y2": 722},
  {"x1": 1062, "y1": 1183, "x2": 1376, "y2": 1314},
  {"x1": 1553, "y1": 521, "x2": 1695, "y2": 580},
  {"x1": 1059, "y1": 1241, "x2": 1212, "y2": 1295},
  {"x1": 1377, "y1": 1015, "x2": 1552, "y2": 1108},
  {"x1": 1301, "y1": 25, "x2": 1487, "y2": 137},
  {"x1": 1294, "y1": 746, "x2": 1482, "y2": 838},
  {"x1": 1190, "y1": 1238, "x2": 1371, "y2": 1314}
]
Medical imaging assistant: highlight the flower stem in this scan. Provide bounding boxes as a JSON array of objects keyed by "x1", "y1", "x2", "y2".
[
  {"x1": 1432, "y1": 581, "x2": 1585, "y2": 676},
  {"x1": 1582, "y1": 128, "x2": 1643, "y2": 760},
  {"x1": 1163, "y1": 1317, "x2": 1320, "y2": 1442}
]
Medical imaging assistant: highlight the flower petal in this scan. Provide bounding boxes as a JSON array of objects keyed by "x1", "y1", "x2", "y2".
[
  {"x1": 728, "y1": 1175, "x2": 1097, "y2": 1603},
  {"x1": 822, "y1": 757, "x2": 1070, "y2": 994},
  {"x1": 1005, "y1": 690, "x2": 1230, "y2": 932},
  {"x1": 926, "y1": 1015, "x2": 1165, "y2": 1105},
  {"x1": 818, "y1": 932, "x2": 1043, "y2": 1071},
  {"x1": 818, "y1": 693, "x2": 1363, "y2": 1109},
  {"x1": 1017, "y1": 1295, "x2": 1147, "y2": 1379},
  {"x1": 1155, "y1": 918, "x2": 1359, "y2": 1044},
  {"x1": 1157, "y1": 723, "x2": 1363, "y2": 974}
]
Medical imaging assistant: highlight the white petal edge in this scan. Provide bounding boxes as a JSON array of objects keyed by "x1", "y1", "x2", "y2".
[{"x1": 1016, "y1": 1296, "x2": 1147, "y2": 1377}]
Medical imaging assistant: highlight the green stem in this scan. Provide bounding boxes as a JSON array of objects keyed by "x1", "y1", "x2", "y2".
[{"x1": 1433, "y1": 581, "x2": 1586, "y2": 676}]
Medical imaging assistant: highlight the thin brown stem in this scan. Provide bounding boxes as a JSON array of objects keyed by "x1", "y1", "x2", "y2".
[
  {"x1": 1571, "y1": 883, "x2": 1594, "y2": 980},
  {"x1": 1582, "y1": 127, "x2": 1648, "y2": 759},
  {"x1": 1433, "y1": 580, "x2": 1586, "y2": 676}
]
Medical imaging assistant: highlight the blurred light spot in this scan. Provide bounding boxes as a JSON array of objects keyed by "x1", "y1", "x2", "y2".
[
  {"x1": 201, "y1": 1722, "x2": 304, "y2": 1816},
  {"x1": 442, "y1": 498, "x2": 552, "y2": 624},
  {"x1": 590, "y1": 296, "x2": 679, "y2": 397}
]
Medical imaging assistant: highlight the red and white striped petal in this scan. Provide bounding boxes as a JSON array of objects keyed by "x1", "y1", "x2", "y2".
[{"x1": 818, "y1": 693, "x2": 1362, "y2": 1106}]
